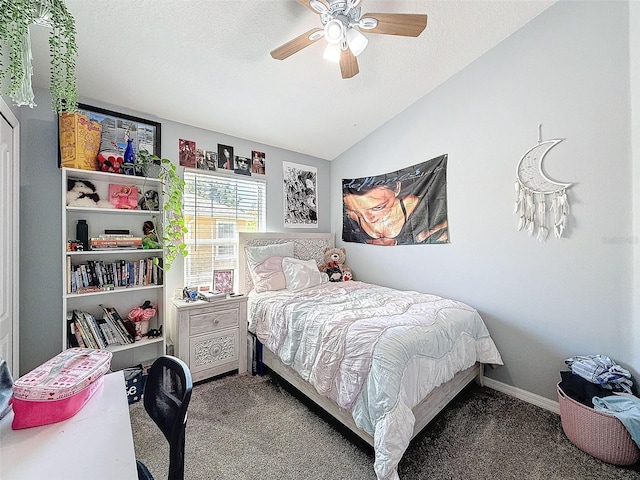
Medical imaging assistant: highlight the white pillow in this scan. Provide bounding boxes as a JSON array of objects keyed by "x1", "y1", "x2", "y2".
[
  {"x1": 282, "y1": 257, "x2": 328, "y2": 292},
  {"x1": 245, "y1": 242, "x2": 295, "y2": 293}
]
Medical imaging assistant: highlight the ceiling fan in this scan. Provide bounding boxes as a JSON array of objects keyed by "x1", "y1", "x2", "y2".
[{"x1": 270, "y1": 0, "x2": 428, "y2": 79}]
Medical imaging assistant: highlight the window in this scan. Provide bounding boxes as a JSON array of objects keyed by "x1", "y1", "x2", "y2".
[{"x1": 183, "y1": 171, "x2": 266, "y2": 291}]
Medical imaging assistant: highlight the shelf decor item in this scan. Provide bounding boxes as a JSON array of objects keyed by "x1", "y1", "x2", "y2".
[
  {"x1": 135, "y1": 150, "x2": 187, "y2": 270},
  {"x1": 0, "y1": 0, "x2": 78, "y2": 114},
  {"x1": 123, "y1": 138, "x2": 136, "y2": 175},
  {"x1": 59, "y1": 112, "x2": 102, "y2": 170}
]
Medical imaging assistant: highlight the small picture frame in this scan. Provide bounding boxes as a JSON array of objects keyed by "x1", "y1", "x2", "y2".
[
  {"x1": 179, "y1": 139, "x2": 196, "y2": 168},
  {"x1": 234, "y1": 156, "x2": 251, "y2": 176},
  {"x1": 217, "y1": 144, "x2": 234, "y2": 170},
  {"x1": 251, "y1": 150, "x2": 266, "y2": 175},
  {"x1": 213, "y1": 269, "x2": 234, "y2": 294}
]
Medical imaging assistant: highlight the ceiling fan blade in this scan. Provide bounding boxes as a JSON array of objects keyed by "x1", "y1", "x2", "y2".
[
  {"x1": 363, "y1": 13, "x2": 427, "y2": 37},
  {"x1": 340, "y1": 49, "x2": 359, "y2": 79},
  {"x1": 270, "y1": 28, "x2": 324, "y2": 60},
  {"x1": 295, "y1": 0, "x2": 328, "y2": 13}
]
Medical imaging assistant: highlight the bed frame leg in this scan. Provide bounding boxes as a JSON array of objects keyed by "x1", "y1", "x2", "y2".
[{"x1": 475, "y1": 363, "x2": 485, "y2": 387}]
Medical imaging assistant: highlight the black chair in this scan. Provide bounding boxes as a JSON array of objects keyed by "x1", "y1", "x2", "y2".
[{"x1": 136, "y1": 355, "x2": 193, "y2": 480}]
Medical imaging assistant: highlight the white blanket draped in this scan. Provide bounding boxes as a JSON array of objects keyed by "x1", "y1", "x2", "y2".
[{"x1": 250, "y1": 281, "x2": 503, "y2": 480}]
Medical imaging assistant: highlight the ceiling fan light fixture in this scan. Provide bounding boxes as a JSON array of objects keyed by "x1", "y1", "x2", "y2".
[
  {"x1": 346, "y1": 28, "x2": 368, "y2": 56},
  {"x1": 324, "y1": 19, "x2": 344, "y2": 44},
  {"x1": 323, "y1": 42, "x2": 342, "y2": 63},
  {"x1": 358, "y1": 17, "x2": 378, "y2": 30},
  {"x1": 309, "y1": 0, "x2": 328, "y2": 14}
]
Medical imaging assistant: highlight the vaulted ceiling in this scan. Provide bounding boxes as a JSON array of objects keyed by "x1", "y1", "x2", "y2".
[{"x1": 29, "y1": 0, "x2": 556, "y2": 160}]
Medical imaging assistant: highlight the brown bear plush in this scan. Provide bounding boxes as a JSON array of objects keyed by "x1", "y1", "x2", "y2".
[{"x1": 318, "y1": 247, "x2": 353, "y2": 282}]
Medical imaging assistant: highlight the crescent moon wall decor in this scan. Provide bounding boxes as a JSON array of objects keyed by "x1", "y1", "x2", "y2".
[{"x1": 514, "y1": 125, "x2": 573, "y2": 242}]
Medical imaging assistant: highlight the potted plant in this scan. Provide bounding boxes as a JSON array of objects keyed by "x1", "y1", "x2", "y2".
[
  {"x1": 0, "y1": 0, "x2": 78, "y2": 114},
  {"x1": 136, "y1": 150, "x2": 188, "y2": 270}
]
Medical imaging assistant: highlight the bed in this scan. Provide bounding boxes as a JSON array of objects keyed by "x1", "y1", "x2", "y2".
[{"x1": 238, "y1": 232, "x2": 503, "y2": 480}]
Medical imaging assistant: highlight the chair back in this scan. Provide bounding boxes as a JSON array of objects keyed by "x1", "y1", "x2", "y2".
[{"x1": 143, "y1": 355, "x2": 193, "y2": 480}]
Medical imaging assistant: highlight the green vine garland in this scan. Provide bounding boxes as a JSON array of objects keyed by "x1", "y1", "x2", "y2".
[
  {"x1": 136, "y1": 150, "x2": 188, "y2": 271},
  {"x1": 0, "y1": 0, "x2": 78, "y2": 114}
]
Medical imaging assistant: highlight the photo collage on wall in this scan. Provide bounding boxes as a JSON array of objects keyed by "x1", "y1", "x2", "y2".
[{"x1": 178, "y1": 139, "x2": 266, "y2": 176}]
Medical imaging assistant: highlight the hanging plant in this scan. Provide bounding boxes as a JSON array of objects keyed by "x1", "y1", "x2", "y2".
[
  {"x1": 136, "y1": 150, "x2": 188, "y2": 271},
  {"x1": 0, "y1": 0, "x2": 78, "y2": 114}
]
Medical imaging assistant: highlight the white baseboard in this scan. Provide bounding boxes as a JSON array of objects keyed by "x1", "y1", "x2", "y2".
[{"x1": 483, "y1": 377, "x2": 560, "y2": 415}]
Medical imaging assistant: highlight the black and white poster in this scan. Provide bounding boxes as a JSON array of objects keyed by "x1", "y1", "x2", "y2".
[
  {"x1": 283, "y1": 161, "x2": 318, "y2": 228},
  {"x1": 342, "y1": 154, "x2": 449, "y2": 246}
]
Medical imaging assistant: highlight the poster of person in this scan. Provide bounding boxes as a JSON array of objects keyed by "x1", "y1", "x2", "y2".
[
  {"x1": 217, "y1": 144, "x2": 234, "y2": 170},
  {"x1": 197, "y1": 149, "x2": 216, "y2": 171},
  {"x1": 234, "y1": 156, "x2": 251, "y2": 175},
  {"x1": 251, "y1": 150, "x2": 266, "y2": 174},
  {"x1": 342, "y1": 154, "x2": 449, "y2": 246},
  {"x1": 179, "y1": 139, "x2": 196, "y2": 168},
  {"x1": 283, "y1": 161, "x2": 318, "y2": 228}
]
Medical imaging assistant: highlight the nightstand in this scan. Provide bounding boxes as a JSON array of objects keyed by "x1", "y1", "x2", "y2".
[{"x1": 171, "y1": 296, "x2": 247, "y2": 382}]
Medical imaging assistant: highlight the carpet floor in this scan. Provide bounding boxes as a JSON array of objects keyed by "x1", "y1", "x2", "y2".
[{"x1": 130, "y1": 373, "x2": 640, "y2": 480}]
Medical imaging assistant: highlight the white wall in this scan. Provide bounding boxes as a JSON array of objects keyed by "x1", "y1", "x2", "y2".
[{"x1": 331, "y1": 1, "x2": 634, "y2": 400}]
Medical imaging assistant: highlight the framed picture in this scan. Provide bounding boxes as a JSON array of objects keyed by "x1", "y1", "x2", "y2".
[
  {"x1": 75, "y1": 103, "x2": 161, "y2": 158},
  {"x1": 234, "y1": 156, "x2": 251, "y2": 176},
  {"x1": 217, "y1": 144, "x2": 234, "y2": 170},
  {"x1": 213, "y1": 269, "x2": 234, "y2": 294},
  {"x1": 196, "y1": 149, "x2": 217, "y2": 171},
  {"x1": 179, "y1": 139, "x2": 196, "y2": 168},
  {"x1": 251, "y1": 150, "x2": 266, "y2": 175},
  {"x1": 283, "y1": 161, "x2": 318, "y2": 228}
]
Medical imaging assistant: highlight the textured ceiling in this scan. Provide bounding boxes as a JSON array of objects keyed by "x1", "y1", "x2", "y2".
[{"x1": 29, "y1": 0, "x2": 556, "y2": 160}]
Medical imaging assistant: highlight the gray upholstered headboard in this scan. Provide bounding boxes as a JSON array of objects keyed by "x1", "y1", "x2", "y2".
[{"x1": 238, "y1": 232, "x2": 334, "y2": 294}]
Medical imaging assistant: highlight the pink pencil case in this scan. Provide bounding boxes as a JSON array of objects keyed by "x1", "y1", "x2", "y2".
[{"x1": 11, "y1": 348, "x2": 112, "y2": 429}]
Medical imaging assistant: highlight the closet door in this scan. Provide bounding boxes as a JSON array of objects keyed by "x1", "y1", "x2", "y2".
[{"x1": 0, "y1": 97, "x2": 19, "y2": 378}]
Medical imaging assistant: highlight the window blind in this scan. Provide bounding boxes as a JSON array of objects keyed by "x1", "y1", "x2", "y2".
[{"x1": 183, "y1": 171, "x2": 266, "y2": 291}]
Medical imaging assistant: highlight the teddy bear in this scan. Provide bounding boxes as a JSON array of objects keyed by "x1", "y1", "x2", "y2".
[
  {"x1": 319, "y1": 247, "x2": 353, "y2": 282},
  {"x1": 66, "y1": 179, "x2": 112, "y2": 208}
]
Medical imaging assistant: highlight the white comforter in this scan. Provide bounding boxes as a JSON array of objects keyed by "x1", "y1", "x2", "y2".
[{"x1": 250, "y1": 281, "x2": 503, "y2": 480}]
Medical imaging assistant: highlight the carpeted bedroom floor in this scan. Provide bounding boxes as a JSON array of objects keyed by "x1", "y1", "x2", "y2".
[{"x1": 130, "y1": 372, "x2": 640, "y2": 480}]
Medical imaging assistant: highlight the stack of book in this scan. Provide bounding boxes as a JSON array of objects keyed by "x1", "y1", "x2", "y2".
[
  {"x1": 100, "y1": 305, "x2": 137, "y2": 344},
  {"x1": 66, "y1": 306, "x2": 138, "y2": 349},
  {"x1": 66, "y1": 257, "x2": 162, "y2": 294},
  {"x1": 90, "y1": 234, "x2": 142, "y2": 250}
]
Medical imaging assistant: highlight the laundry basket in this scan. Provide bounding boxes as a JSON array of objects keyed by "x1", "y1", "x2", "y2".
[{"x1": 557, "y1": 383, "x2": 640, "y2": 465}]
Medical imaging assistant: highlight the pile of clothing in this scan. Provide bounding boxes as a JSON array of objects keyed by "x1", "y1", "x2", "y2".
[{"x1": 561, "y1": 354, "x2": 640, "y2": 448}]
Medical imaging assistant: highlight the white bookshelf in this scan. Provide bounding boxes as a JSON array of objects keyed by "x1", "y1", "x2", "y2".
[{"x1": 62, "y1": 167, "x2": 166, "y2": 370}]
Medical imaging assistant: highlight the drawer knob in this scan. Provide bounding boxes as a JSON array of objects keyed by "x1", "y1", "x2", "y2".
[{"x1": 214, "y1": 319, "x2": 219, "y2": 324}]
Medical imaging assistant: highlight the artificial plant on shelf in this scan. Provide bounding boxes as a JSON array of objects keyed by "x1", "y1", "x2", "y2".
[
  {"x1": 136, "y1": 150, "x2": 188, "y2": 271},
  {"x1": 0, "y1": 0, "x2": 78, "y2": 114}
]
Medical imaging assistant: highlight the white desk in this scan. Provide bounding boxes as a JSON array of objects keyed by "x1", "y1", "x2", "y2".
[{"x1": 0, "y1": 371, "x2": 137, "y2": 480}]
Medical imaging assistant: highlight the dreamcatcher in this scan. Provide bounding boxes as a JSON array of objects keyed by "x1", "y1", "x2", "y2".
[{"x1": 514, "y1": 125, "x2": 572, "y2": 242}]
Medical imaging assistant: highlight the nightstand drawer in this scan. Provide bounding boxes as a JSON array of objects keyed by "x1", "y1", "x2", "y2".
[
  {"x1": 172, "y1": 296, "x2": 248, "y2": 381},
  {"x1": 190, "y1": 306, "x2": 239, "y2": 336},
  {"x1": 189, "y1": 328, "x2": 239, "y2": 374}
]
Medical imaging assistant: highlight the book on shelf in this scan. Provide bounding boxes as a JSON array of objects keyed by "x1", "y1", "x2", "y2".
[
  {"x1": 67, "y1": 257, "x2": 162, "y2": 293},
  {"x1": 97, "y1": 317, "x2": 120, "y2": 346},
  {"x1": 71, "y1": 310, "x2": 100, "y2": 349},
  {"x1": 100, "y1": 304, "x2": 135, "y2": 344},
  {"x1": 90, "y1": 238, "x2": 143, "y2": 249}
]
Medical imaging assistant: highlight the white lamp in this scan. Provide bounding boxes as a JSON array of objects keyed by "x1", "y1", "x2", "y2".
[
  {"x1": 323, "y1": 42, "x2": 342, "y2": 63},
  {"x1": 324, "y1": 19, "x2": 344, "y2": 44},
  {"x1": 346, "y1": 28, "x2": 368, "y2": 56}
]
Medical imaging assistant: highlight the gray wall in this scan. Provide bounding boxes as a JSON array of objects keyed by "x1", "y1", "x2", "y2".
[
  {"x1": 15, "y1": 90, "x2": 330, "y2": 374},
  {"x1": 331, "y1": 0, "x2": 635, "y2": 401}
]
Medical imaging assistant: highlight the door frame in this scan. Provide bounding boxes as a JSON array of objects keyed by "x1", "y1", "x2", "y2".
[{"x1": 0, "y1": 96, "x2": 20, "y2": 378}]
